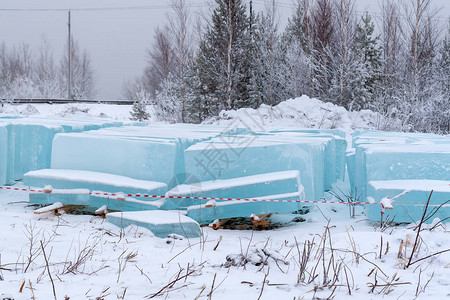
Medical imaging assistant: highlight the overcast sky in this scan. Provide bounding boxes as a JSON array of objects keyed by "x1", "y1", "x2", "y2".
[{"x1": 0, "y1": 0, "x2": 449, "y2": 99}]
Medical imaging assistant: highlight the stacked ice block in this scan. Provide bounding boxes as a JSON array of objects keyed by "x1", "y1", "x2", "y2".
[
  {"x1": 348, "y1": 131, "x2": 450, "y2": 222},
  {"x1": 0, "y1": 119, "x2": 350, "y2": 236},
  {"x1": 165, "y1": 170, "x2": 305, "y2": 223}
]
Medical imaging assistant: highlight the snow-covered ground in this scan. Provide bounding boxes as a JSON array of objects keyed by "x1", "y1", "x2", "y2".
[
  {"x1": 0, "y1": 186, "x2": 449, "y2": 299},
  {"x1": 0, "y1": 98, "x2": 449, "y2": 299}
]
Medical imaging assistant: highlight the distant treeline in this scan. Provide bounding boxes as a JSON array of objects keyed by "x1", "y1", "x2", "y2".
[
  {"x1": 0, "y1": 37, "x2": 95, "y2": 101},
  {"x1": 125, "y1": 0, "x2": 449, "y2": 133}
]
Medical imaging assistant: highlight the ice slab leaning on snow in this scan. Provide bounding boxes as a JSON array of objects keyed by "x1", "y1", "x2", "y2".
[
  {"x1": 165, "y1": 170, "x2": 304, "y2": 209},
  {"x1": 187, "y1": 192, "x2": 305, "y2": 225},
  {"x1": 106, "y1": 210, "x2": 202, "y2": 238}
]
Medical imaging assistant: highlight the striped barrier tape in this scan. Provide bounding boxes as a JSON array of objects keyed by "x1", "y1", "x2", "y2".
[
  {"x1": 2, "y1": 185, "x2": 446, "y2": 207},
  {"x1": 0, "y1": 185, "x2": 374, "y2": 205}
]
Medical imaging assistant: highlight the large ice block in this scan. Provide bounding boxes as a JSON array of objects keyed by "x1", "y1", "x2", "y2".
[
  {"x1": 0, "y1": 125, "x2": 7, "y2": 185},
  {"x1": 366, "y1": 180, "x2": 450, "y2": 223},
  {"x1": 107, "y1": 210, "x2": 202, "y2": 238},
  {"x1": 24, "y1": 169, "x2": 168, "y2": 195},
  {"x1": 0, "y1": 116, "x2": 125, "y2": 185},
  {"x1": 184, "y1": 134, "x2": 328, "y2": 201},
  {"x1": 349, "y1": 131, "x2": 450, "y2": 202},
  {"x1": 165, "y1": 170, "x2": 304, "y2": 209},
  {"x1": 357, "y1": 144, "x2": 450, "y2": 200}
]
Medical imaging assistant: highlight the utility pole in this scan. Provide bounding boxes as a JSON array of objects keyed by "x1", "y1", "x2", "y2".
[{"x1": 67, "y1": 10, "x2": 72, "y2": 100}]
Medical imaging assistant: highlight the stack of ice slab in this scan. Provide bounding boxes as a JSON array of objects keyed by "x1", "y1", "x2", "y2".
[
  {"x1": 24, "y1": 169, "x2": 167, "y2": 211},
  {"x1": 0, "y1": 116, "x2": 124, "y2": 185},
  {"x1": 50, "y1": 124, "x2": 240, "y2": 187},
  {"x1": 164, "y1": 170, "x2": 304, "y2": 224},
  {"x1": 347, "y1": 130, "x2": 450, "y2": 223},
  {"x1": 183, "y1": 130, "x2": 346, "y2": 202}
]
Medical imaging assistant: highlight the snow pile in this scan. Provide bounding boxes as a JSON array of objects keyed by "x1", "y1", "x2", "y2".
[
  {"x1": 204, "y1": 95, "x2": 384, "y2": 132},
  {"x1": 0, "y1": 102, "x2": 157, "y2": 123}
]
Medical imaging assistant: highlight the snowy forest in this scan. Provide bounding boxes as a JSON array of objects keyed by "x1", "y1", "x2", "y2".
[
  {"x1": 125, "y1": 0, "x2": 449, "y2": 133},
  {"x1": 0, "y1": 0, "x2": 448, "y2": 133},
  {"x1": 0, "y1": 37, "x2": 95, "y2": 101}
]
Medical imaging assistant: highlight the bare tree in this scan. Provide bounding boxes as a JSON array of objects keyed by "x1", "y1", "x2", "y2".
[
  {"x1": 60, "y1": 37, "x2": 95, "y2": 99},
  {"x1": 334, "y1": 0, "x2": 356, "y2": 106},
  {"x1": 167, "y1": 0, "x2": 193, "y2": 121},
  {"x1": 146, "y1": 26, "x2": 176, "y2": 99},
  {"x1": 309, "y1": 0, "x2": 335, "y2": 100},
  {"x1": 35, "y1": 36, "x2": 62, "y2": 98}
]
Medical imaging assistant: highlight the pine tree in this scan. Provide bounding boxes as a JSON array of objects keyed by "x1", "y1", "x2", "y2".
[
  {"x1": 355, "y1": 12, "x2": 382, "y2": 106},
  {"x1": 433, "y1": 26, "x2": 450, "y2": 133},
  {"x1": 284, "y1": 0, "x2": 310, "y2": 51},
  {"x1": 250, "y1": 7, "x2": 292, "y2": 107},
  {"x1": 438, "y1": 27, "x2": 450, "y2": 101},
  {"x1": 186, "y1": 0, "x2": 251, "y2": 121},
  {"x1": 130, "y1": 90, "x2": 151, "y2": 121}
]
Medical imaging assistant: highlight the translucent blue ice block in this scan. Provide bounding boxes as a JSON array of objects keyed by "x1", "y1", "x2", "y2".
[{"x1": 107, "y1": 210, "x2": 202, "y2": 238}]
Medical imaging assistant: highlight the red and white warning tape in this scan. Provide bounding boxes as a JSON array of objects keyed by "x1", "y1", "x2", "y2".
[
  {"x1": 1, "y1": 185, "x2": 375, "y2": 205},
  {"x1": 3, "y1": 185, "x2": 445, "y2": 208}
]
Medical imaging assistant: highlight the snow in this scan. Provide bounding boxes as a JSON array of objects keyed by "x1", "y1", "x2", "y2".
[
  {"x1": 24, "y1": 169, "x2": 167, "y2": 191},
  {"x1": 0, "y1": 99, "x2": 449, "y2": 299},
  {"x1": 0, "y1": 188, "x2": 449, "y2": 299},
  {"x1": 0, "y1": 103, "x2": 139, "y2": 122},
  {"x1": 167, "y1": 170, "x2": 301, "y2": 195},
  {"x1": 369, "y1": 180, "x2": 450, "y2": 193},
  {"x1": 204, "y1": 95, "x2": 383, "y2": 134}
]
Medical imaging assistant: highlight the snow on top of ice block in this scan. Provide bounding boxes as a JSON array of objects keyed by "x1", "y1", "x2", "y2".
[
  {"x1": 107, "y1": 210, "x2": 199, "y2": 225},
  {"x1": 167, "y1": 170, "x2": 301, "y2": 195},
  {"x1": 54, "y1": 131, "x2": 178, "y2": 145},
  {"x1": 368, "y1": 180, "x2": 450, "y2": 193},
  {"x1": 59, "y1": 124, "x2": 226, "y2": 141},
  {"x1": 0, "y1": 116, "x2": 122, "y2": 130},
  {"x1": 24, "y1": 169, "x2": 167, "y2": 190},
  {"x1": 187, "y1": 133, "x2": 330, "y2": 150},
  {"x1": 362, "y1": 144, "x2": 450, "y2": 153}
]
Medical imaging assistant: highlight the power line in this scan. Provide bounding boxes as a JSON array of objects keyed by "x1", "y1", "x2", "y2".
[{"x1": 0, "y1": 3, "x2": 208, "y2": 12}]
